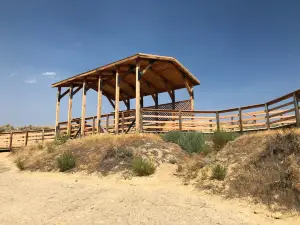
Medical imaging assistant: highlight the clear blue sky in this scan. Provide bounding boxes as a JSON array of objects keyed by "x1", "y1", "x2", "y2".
[{"x1": 1, "y1": 0, "x2": 300, "y2": 126}]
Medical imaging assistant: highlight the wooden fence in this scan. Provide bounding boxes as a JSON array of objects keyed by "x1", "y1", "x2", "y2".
[{"x1": 1, "y1": 90, "x2": 299, "y2": 150}]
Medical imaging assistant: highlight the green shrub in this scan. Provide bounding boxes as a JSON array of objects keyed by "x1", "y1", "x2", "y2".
[
  {"x1": 57, "y1": 152, "x2": 75, "y2": 172},
  {"x1": 162, "y1": 131, "x2": 205, "y2": 154},
  {"x1": 211, "y1": 164, "x2": 227, "y2": 180},
  {"x1": 178, "y1": 132, "x2": 205, "y2": 153},
  {"x1": 132, "y1": 157, "x2": 156, "y2": 176},
  {"x1": 15, "y1": 158, "x2": 25, "y2": 170},
  {"x1": 212, "y1": 130, "x2": 237, "y2": 150},
  {"x1": 54, "y1": 133, "x2": 70, "y2": 146},
  {"x1": 161, "y1": 131, "x2": 183, "y2": 143}
]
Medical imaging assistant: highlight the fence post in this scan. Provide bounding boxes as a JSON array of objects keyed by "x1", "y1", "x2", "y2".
[
  {"x1": 216, "y1": 112, "x2": 220, "y2": 131},
  {"x1": 92, "y1": 117, "x2": 96, "y2": 135},
  {"x1": 238, "y1": 108, "x2": 243, "y2": 133},
  {"x1": 25, "y1": 131, "x2": 29, "y2": 146},
  {"x1": 265, "y1": 103, "x2": 270, "y2": 130},
  {"x1": 106, "y1": 114, "x2": 109, "y2": 132},
  {"x1": 9, "y1": 132, "x2": 13, "y2": 151},
  {"x1": 178, "y1": 110, "x2": 182, "y2": 131},
  {"x1": 122, "y1": 111, "x2": 125, "y2": 133},
  {"x1": 293, "y1": 92, "x2": 300, "y2": 127},
  {"x1": 140, "y1": 109, "x2": 143, "y2": 133}
]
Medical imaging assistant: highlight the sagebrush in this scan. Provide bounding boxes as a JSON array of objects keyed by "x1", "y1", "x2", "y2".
[
  {"x1": 57, "y1": 152, "x2": 75, "y2": 172},
  {"x1": 162, "y1": 131, "x2": 206, "y2": 154},
  {"x1": 212, "y1": 130, "x2": 237, "y2": 150},
  {"x1": 211, "y1": 164, "x2": 227, "y2": 180},
  {"x1": 132, "y1": 157, "x2": 156, "y2": 176}
]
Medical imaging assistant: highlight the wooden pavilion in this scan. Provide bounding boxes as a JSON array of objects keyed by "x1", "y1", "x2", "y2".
[{"x1": 52, "y1": 53, "x2": 200, "y2": 136}]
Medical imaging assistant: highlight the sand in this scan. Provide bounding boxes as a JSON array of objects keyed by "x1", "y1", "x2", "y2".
[{"x1": 0, "y1": 152, "x2": 298, "y2": 225}]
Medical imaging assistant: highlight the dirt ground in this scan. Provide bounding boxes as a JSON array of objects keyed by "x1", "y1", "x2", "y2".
[{"x1": 0, "y1": 152, "x2": 298, "y2": 225}]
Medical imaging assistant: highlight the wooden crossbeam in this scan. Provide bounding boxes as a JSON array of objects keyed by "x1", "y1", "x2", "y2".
[
  {"x1": 107, "y1": 96, "x2": 115, "y2": 109},
  {"x1": 59, "y1": 89, "x2": 69, "y2": 100},
  {"x1": 149, "y1": 68, "x2": 174, "y2": 90},
  {"x1": 72, "y1": 86, "x2": 82, "y2": 96}
]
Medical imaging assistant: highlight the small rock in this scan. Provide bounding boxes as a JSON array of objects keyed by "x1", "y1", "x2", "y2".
[{"x1": 271, "y1": 212, "x2": 282, "y2": 219}]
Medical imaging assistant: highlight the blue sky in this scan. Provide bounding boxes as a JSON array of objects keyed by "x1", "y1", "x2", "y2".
[{"x1": 0, "y1": 0, "x2": 300, "y2": 126}]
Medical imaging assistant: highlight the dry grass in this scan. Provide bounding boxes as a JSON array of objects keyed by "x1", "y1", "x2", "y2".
[
  {"x1": 195, "y1": 128, "x2": 300, "y2": 211},
  {"x1": 12, "y1": 133, "x2": 185, "y2": 176}
]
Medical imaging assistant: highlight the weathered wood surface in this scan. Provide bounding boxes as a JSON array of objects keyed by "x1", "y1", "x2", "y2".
[{"x1": 1, "y1": 90, "x2": 299, "y2": 150}]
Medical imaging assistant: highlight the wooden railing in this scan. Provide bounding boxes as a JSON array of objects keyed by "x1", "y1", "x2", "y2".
[
  {"x1": 1, "y1": 90, "x2": 299, "y2": 150},
  {"x1": 0, "y1": 129, "x2": 56, "y2": 150},
  {"x1": 141, "y1": 90, "x2": 300, "y2": 133}
]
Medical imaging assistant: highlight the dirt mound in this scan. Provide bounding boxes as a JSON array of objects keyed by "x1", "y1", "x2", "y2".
[
  {"x1": 12, "y1": 134, "x2": 186, "y2": 176},
  {"x1": 197, "y1": 129, "x2": 300, "y2": 211}
]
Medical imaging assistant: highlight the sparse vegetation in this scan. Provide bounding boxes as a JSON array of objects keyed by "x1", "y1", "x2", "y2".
[
  {"x1": 57, "y1": 152, "x2": 75, "y2": 172},
  {"x1": 228, "y1": 129, "x2": 300, "y2": 210},
  {"x1": 131, "y1": 157, "x2": 156, "y2": 176},
  {"x1": 211, "y1": 164, "x2": 227, "y2": 180},
  {"x1": 15, "y1": 158, "x2": 25, "y2": 170},
  {"x1": 162, "y1": 131, "x2": 206, "y2": 154},
  {"x1": 211, "y1": 130, "x2": 237, "y2": 150},
  {"x1": 53, "y1": 133, "x2": 70, "y2": 146}
]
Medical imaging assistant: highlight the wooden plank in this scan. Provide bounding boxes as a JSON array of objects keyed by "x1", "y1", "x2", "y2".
[
  {"x1": 81, "y1": 80, "x2": 87, "y2": 137},
  {"x1": 268, "y1": 100, "x2": 294, "y2": 112},
  {"x1": 269, "y1": 115, "x2": 296, "y2": 125},
  {"x1": 269, "y1": 108, "x2": 295, "y2": 118},
  {"x1": 267, "y1": 92, "x2": 294, "y2": 105},
  {"x1": 241, "y1": 103, "x2": 265, "y2": 110},
  {"x1": 115, "y1": 70, "x2": 120, "y2": 134},
  {"x1": 135, "y1": 59, "x2": 141, "y2": 133}
]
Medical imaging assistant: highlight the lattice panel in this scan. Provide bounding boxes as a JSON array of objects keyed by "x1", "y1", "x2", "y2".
[{"x1": 145, "y1": 100, "x2": 191, "y2": 111}]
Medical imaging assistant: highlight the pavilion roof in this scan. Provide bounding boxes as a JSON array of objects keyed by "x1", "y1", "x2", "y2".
[{"x1": 52, "y1": 53, "x2": 200, "y2": 100}]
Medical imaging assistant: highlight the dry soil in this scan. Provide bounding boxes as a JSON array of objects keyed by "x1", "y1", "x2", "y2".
[{"x1": 0, "y1": 152, "x2": 298, "y2": 225}]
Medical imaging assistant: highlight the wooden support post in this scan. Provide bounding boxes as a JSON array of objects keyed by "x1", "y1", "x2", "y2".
[
  {"x1": 135, "y1": 59, "x2": 141, "y2": 133},
  {"x1": 178, "y1": 110, "x2": 182, "y2": 131},
  {"x1": 81, "y1": 80, "x2": 87, "y2": 137},
  {"x1": 293, "y1": 92, "x2": 300, "y2": 127},
  {"x1": 115, "y1": 70, "x2": 120, "y2": 134},
  {"x1": 238, "y1": 108, "x2": 243, "y2": 133},
  {"x1": 171, "y1": 90, "x2": 175, "y2": 109},
  {"x1": 216, "y1": 112, "x2": 220, "y2": 131},
  {"x1": 67, "y1": 84, "x2": 73, "y2": 135},
  {"x1": 106, "y1": 114, "x2": 109, "y2": 132},
  {"x1": 25, "y1": 131, "x2": 29, "y2": 146},
  {"x1": 9, "y1": 132, "x2": 13, "y2": 150},
  {"x1": 55, "y1": 87, "x2": 61, "y2": 134},
  {"x1": 122, "y1": 111, "x2": 125, "y2": 133},
  {"x1": 97, "y1": 75, "x2": 103, "y2": 133},
  {"x1": 190, "y1": 85, "x2": 194, "y2": 110},
  {"x1": 92, "y1": 117, "x2": 96, "y2": 135},
  {"x1": 265, "y1": 103, "x2": 270, "y2": 130},
  {"x1": 154, "y1": 93, "x2": 158, "y2": 109},
  {"x1": 140, "y1": 96, "x2": 144, "y2": 108}
]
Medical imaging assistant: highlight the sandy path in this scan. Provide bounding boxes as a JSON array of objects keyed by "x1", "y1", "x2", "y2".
[{"x1": 0, "y1": 152, "x2": 297, "y2": 225}]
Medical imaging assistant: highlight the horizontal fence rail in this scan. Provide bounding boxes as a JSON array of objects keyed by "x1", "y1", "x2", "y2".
[{"x1": 1, "y1": 90, "x2": 299, "y2": 150}]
